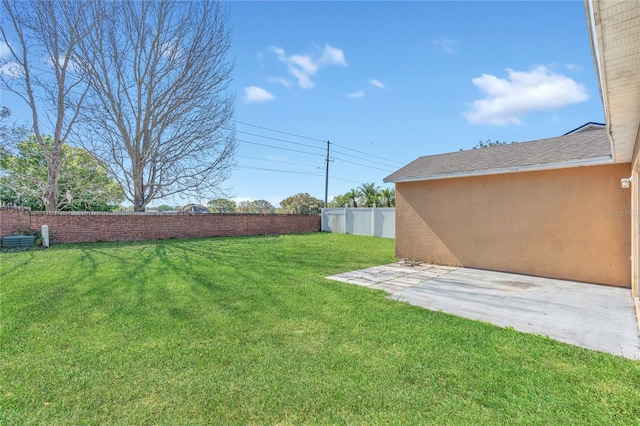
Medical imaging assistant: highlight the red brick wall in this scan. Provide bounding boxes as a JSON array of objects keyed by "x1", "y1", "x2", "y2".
[
  {"x1": 0, "y1": 208, "x2": 320, "y2": 244},
  {"x1": 0, "y1": 208, "x2": 32, "y2": 237}
]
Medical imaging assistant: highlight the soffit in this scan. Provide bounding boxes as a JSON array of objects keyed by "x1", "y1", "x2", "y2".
[{"x1": 588, "y1": 0, "x2": 640, "y2": 163}]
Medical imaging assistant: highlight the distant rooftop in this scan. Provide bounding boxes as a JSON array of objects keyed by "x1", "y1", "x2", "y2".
[
  {"x1": 563, "y1": 122, "x2": 605, "y2": 135},
  {"x1": 384, "y1": 128, "x2": 613, "y2": 184}
]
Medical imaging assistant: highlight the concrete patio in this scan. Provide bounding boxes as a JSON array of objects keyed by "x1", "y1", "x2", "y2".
[{"x1": 326, "y1": 262, "x2": 640, "y2": 360}]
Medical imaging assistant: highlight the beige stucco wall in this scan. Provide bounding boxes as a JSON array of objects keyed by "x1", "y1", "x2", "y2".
[
  {"x1": 396, "y1": 163, "x2": 631, "y2": 287},
  {"x1": 631, "y1": 128, "x2": 640, "y2": 298}
]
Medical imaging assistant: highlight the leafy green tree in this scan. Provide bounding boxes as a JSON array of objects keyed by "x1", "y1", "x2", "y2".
[
  {"x1": 0, "y1": 107, "x2": 26, "y2": 142},
  {"x1": 473, "y1": 139, "x2": 511, "y2": 149},
  {"x1": 328, "y1": 194, "x2": 351, "y2": 208},
  {"x1": 278, "y1": 193, "x2": 323, "y2": 214},
  {"x1": 1, "y1": 135, "x2": 123, "y2": 211},
  {"x1": 0, "y1": 106, "x2": 10, "y2": 139},
  {"x1": 358, "y1": 182, "x2": 381, "y2": 207},
  {"x1": 208, "y1": 198, "x2": 236, "y2": 213},
  {"x1": 153, "y1": 204, "x2": 176, "y2": 212},
  {"x1": 237, "y1": 199, "x2": 275, "y2": 214},
  {"x1": 379, "y1": 187, "x2": 396, "y2": 207}
]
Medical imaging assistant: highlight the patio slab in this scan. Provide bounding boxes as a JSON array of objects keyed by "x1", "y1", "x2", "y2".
[{"x1": 326, "y1": 263, "x2": 640, "y2": 359}]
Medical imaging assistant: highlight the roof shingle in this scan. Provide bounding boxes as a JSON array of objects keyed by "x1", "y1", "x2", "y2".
[{"x1": 384, "y1": 128, "x2": 613, "y2": 183}]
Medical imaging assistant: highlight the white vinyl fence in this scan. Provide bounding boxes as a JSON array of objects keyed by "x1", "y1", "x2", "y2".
[{"x1": 321, "y1": 207, "x2": 395, "y2": 238}]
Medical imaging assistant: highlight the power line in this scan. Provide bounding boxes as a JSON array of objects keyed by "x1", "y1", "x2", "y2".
[
  {"x1": 332, "y1": 155, "x2": 395, "y2": 173},
  {"x1": 236, "y1": 165, "x2": 323, "y2": 177},
  {"x1": 235, "y1": 129, "x2": 325, "y2": 151},
  {"x1": 331, "y1": 142, "x2": 405, "y2": 166},
  {"x1": 236, "y1": 164, "x2": 361, "y2": 186},
  {"x1": 235, "y1": 120, "x2": 325, "y2": 143},
  {"x1": 331, "y1": 147, "x2": 402, "y2": 169},
  {"x1": 236, "y1": 138, "x2": 325, "y2": 158},
  {"x1": 238, "y1": 155, "x2": 320, "y2": 168},
  {"x1": 235, "y1": 120, "x2": 405, "y2": 167},
  {"x1": 330, "y1": 175, "x2": 362, "y2": 185}
]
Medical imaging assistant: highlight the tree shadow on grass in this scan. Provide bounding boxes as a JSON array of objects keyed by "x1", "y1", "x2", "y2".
[{"x1": 4, "y1": 235, "x2": 395, "y2": 336}]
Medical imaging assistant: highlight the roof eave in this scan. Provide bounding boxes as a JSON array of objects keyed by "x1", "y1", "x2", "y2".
[
  {"x1": 585, "y1": 0, "x2": 640, "y2": 164},
  {"x1": 384, "y1": 156, "x2": 614, "y2": 184},
  {"x1": 585, "y1": 0, "x2": 616, "y2": 159}
]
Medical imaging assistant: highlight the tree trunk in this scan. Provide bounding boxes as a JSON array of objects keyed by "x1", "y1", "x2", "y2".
[
  {"x1": 43, "y1": 149, "x2": 61, "y2": 211},
  {"x1": 133, "y1": 169, "x2": 146, "y2": 212}
]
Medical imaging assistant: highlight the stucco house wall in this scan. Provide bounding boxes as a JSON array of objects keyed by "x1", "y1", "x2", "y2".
[{"x1": 395, "y1": 163, "x2": 631, "y2": 287}]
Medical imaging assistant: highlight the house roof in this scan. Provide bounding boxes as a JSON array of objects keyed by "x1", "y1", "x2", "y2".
[{"x1": 384, "y1": 128, "x2": 613, "y2": 184}]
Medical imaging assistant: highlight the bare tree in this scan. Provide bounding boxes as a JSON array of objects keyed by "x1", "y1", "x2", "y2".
[
  {"x1": 75, "y1": 0, "x2": 236, "y2": 212},
  {"x1": 1, "y1": 0, "x2": 90, "y2": 211}
]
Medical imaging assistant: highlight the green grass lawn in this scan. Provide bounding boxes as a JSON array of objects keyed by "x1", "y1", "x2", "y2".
[{"x1": 1, "y1": 233, "x2": 639, "y2": 425}]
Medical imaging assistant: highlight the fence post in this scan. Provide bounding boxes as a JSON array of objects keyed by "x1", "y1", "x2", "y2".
[
  {"x1": 343, "y1": 204, "x2": 348, "y2": 234},
  {"x1": 371, "y1": 204, "x2": 376, "y2": 237},
  {"x1": 321, "y1": 208, "x2": 325, "y2": 232}
]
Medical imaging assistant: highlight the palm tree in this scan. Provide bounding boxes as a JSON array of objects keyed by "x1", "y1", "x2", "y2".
[
  {"x1": 344, "y1": 188, "x2": 361, "y2": 208},
  {"x1": 380, "y1": 187, "x2": 395, "y2": 207},
  {"x1": 358, "y1": 182, "x2": 381, "y2": 207}
]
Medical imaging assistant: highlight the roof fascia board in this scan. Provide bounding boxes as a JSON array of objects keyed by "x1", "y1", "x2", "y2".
[
  {"x1": 585, "y1": 0, "x2": 616, "y2": 160},
  {"x1": 586, "y1": 0, "x2": 604, "y2": 106},
  {"x1": 386, "y1": 156, "x2": 615, "y2": 183}
]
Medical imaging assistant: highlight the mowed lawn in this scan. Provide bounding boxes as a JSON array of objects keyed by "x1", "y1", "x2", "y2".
[{"x1": 1, "y1": 234, "x2": 639, "y2": 425}]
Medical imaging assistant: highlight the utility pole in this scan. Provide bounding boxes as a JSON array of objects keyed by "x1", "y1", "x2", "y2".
[{"x1": 324, "y1": 140, "x2": 330, "y2": 208}]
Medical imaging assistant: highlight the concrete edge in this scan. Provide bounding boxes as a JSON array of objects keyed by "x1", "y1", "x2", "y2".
[{"x1": 635, "y1": 297, "x2": 640, "y2": 332}]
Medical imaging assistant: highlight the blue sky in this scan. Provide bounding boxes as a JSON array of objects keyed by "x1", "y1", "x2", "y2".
[
  {"x1": 2, "y1": 1, "x2": 605, "y2": 208},
  {"x1": 227, "y1": 0, "x2": 604, "y2": 207}
]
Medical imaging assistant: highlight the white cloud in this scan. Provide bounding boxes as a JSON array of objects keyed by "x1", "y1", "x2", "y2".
[
  {"x1": 318, "y1": 44, "x2": 347, "y2": 66},
  {"x1": 244, "y1": 86, "x2": 275, "y2": 104},
  {"x1": 266, "y1": 154, "x2": 289, "y2": 162},
  {"x1": 270, "y1": 43, "x2": 347, "y2": 89},
  {"x1": 47, "y1": 55, "x2": 81, "y2": 73},
  {"x1": 160, "y1": 41, "x2": 183, "y2": 59},
  {"x1": 464, "y1": 66, "x2": 589, "y2": 126},
  {"x1": 433, "y1": 37, "x2": 458, "y2": 54},
  {"x1": 0, "y1": 61, "x2": 23, "y2": 78},
  {"x1": 370, "y1": 79, "x2": 385, "y2": 89},
  {"x1": 0, "y1": 41, "x2": 11, "y2": 58},
  {"x1": 266, "y1": 77, "x2": 292, "y2": 88},
  {"x1": 566, "y1": 63, "x2": 583, "y2": 72},
  {"x1": 0, "y1": 41, "x2": 23, "y2": 77},
  {"x1": 347, "y1": 90, "x2": 365, "y2": 98}
]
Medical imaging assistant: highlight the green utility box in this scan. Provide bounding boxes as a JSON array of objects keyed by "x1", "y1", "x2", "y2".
[{"x1": 1, "y1": 235, "x2": 37, "y2": 248}]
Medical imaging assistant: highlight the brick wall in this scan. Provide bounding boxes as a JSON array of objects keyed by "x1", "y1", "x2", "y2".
[
  {"x1": 0, "y1": 208, "x2": 320, "y2": 244},
  {"x1": 0, "y1": 208, "x2": 32, "y2": 237}
]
